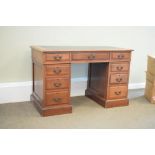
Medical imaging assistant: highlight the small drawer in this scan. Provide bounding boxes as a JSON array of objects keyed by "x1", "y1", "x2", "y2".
[
  {"x1": 110, "y1": 63, "x2": 129, "y2": 72},
  {"x1": 45, "y1": 78, "x2": 70, "y2": 90},
  {"x1": 110, "y1": 73, "x2": 128, "y2": 84},
  {"x1": 45, "y1": 64, "x2": 70, "y2": 77},
  {"x1": 111, "y1": 52, "x2": 131, "y2": 60},
  {"x1": 45, "y1": 90, "x2": 70, "y2": 106},
  {"x1": 108, "y1": 86, "x2": 128, "y2": 99},
  {"x1": 44, "y1": 52, "x2": 70, "y2": 63},
  {"x1": 72, "y1": 52, "x2": 109, "y2": 61}
]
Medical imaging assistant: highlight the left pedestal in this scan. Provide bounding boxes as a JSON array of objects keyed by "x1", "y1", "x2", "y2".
[{"x1": 31, "y1": 50, "x2": 72, "y2": 116}]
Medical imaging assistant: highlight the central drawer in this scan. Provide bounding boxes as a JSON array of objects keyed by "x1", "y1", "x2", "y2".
[
  {"x1": 72, "y1": 52, "x2": 109, "y2": 61},
  {"x1": 45, "y1": 78, "x2": 70, "y2": 90},
  {"x1": 45, "y1": 90, "x2": 70, "y2": 106}
]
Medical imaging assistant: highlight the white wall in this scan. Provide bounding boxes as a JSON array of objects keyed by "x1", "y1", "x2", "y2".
[
  {"x1": 1, "y1": 26, "x2": 155, "y2": 103},
  {"x1": 0, "y1": 26, "x2": 155, "y2": 84}
]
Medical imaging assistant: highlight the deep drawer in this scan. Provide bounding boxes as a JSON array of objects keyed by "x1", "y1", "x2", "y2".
[
  {"x1": 44, "y1": 52, "x2": 70, "y2": 63},
  {"x1": 45, "y1": 90, "x2": 70, "y2": 106},
  {"x1": 108, "y1": 86, "x2": 128, "y2": 99}
]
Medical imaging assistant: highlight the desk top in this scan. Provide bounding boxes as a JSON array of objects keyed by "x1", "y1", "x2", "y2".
[{"x1": 31, "y1": 46, "x2": 133, "y2": 52}]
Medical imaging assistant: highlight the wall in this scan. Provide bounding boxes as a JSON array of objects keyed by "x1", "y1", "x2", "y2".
[
  {"x1": 1, "y1": 26, "x2": 155, "y2": 103},
  {"x1": 0, "y1": 26, "x2": 155, "y2": 83},
  {"x1": 0, "y1": 26, "x2": 155, "y2": 84}
]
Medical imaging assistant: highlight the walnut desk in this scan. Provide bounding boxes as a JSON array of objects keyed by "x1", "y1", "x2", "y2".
[{"x1": 31, "y1": 46, "x2": 133, "y2": 116}]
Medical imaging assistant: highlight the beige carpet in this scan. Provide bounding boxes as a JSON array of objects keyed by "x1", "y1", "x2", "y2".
[{"x1": 0, "y1": 89, "x2": 155, "y2": 129}]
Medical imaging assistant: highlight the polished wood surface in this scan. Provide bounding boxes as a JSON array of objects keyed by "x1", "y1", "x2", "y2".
[{"x1": 31, "y1": 46, "x2": 133, "y2": 116}]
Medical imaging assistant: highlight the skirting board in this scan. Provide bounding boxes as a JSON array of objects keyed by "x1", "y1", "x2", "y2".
[{"x1": 0, "y1": 77, "x2": 145, "y2": 104}]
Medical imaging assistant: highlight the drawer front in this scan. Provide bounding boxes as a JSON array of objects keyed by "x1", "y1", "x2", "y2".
[
  {"x1": 45, "y1": 78, "x2": 70, "y2": 90},
  {"x1": 111, "y1": 52, "x2": 131, "y2": 60},
  {"x1": 110, "y1": 63, "x2": 129, "y2": 72},
  {"x1": 45, "y1": 91, "x2": 69, "y2": 106},
  {"x1": 110, "y1": 73, "x2": 128, "y2": 84},
  {"x1": 45, "y1": 52, "x2": 70, "y2": 63},
  {"x1": 45, "y1": 64, "x2": 70, "y2": 77},
  {"x1": 72, "y1": 52, "x2": 109, "y2": 61},
  {"x1": 108, "y1": 86, "x2": 128, "y2": 99}
]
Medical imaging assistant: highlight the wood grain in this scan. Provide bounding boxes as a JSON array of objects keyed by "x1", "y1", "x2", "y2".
[{"x1": 31, "y1": 46, "x2": 132, "y2": 116}]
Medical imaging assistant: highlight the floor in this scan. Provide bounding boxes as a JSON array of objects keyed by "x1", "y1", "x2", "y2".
[{"x1": 0, "y1": 89, "x2": 155, "y2": 129}]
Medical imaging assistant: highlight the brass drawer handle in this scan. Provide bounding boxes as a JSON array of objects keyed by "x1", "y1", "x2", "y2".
[
  {"x1": 54, "y1": 55, "x2": 62, "y2": 61},
  {"x1": 53, "y1": 68, "x2": 62, "y2": 74},
  {"x1": 116, "y1": 66, "x2": 123, "y2": 71},
  {"x1": 116, "y1": 78, "x2": 123, "y2": 82},
  {"x1": 88, "y1": 54, "x2": 96, "y2": 60},
  {"x1": 115, "y1": 91, "x2": 122, "y2": 95},
  {"x1": 54, "y1": 83, "x2": 62, "y2": 87},
  {"x1": 53, "y1": 97, "x2": 62, "y2": 102},
  {"x1": 117, "y1": 54, "x2": 124, "y2": 59}
]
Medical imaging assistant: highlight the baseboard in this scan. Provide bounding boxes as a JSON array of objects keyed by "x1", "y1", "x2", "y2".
[
  {"x1": 0, "y1": 78, "x2": 145, "y2": 104},
  {"x1": 0, "y1": 81, "x2": 32, "y2": 104}
]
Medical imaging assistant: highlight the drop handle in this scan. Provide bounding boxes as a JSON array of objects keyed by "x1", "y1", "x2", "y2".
[
  {"x1": 116, "y1": 66, "x2": 123, "y2": 71},
  {"x1": 115, "y1": 91, "x2": 122, "y2": 95},
  {"x1": 54, "y1": 83, "x2": 62, "y2": 87},
  {"x1": 53, "y1": 98, "x2": 62, "y2": 102},
  {"x1": 88, "y1": 54, "x2": 96, "y2": 60},
  {"x1": 116, "y1": 78, "x2": 123, "y2": 82},
  {"x1": 117, "y1": 54, "x2": 125, "y2": 59},
  {"x1": 54, "y1": 55, "x2": 62, "y2": 61},
  {"x1": 53, "y1": 68, "x2": 62, "y2": 74}
]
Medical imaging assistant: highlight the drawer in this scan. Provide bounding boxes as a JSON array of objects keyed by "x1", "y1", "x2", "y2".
[
  {"x1": 111, "y1": 52, "x2": 131, "y2": 60},
  {"x1": 72, "y1": 52, "x2": 109, "y2": 61},
  {"x1": 45, "y1": 78, "x2": 70, "y2": 90},
  {"x1": 108, "y1": 86, "x2": 128, "y2": 99},
  {"x1": 44, "y1": 52, "x2": 70, "y2": 63},
  {"x1": 45, "y1": 64, "x2": 70, "y2": 77},
  {"x1": 45, "y1": 90, "x2": 70, "y2": 106},
  {"x1": 110, "y1": 73, "x2": 128, "y2": 84},
  {"x1": 110, "y1": 62, "x2": 129, "y2": 72}
]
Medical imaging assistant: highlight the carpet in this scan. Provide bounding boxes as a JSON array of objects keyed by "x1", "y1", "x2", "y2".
[{"x1": 0, "y1": 89, "x2": 155, "y2": 129}]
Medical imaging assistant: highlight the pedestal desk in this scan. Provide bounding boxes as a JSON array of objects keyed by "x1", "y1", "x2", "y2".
[{"x1": 31, "y1": 46, "x2": 133, "y2": 116}]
